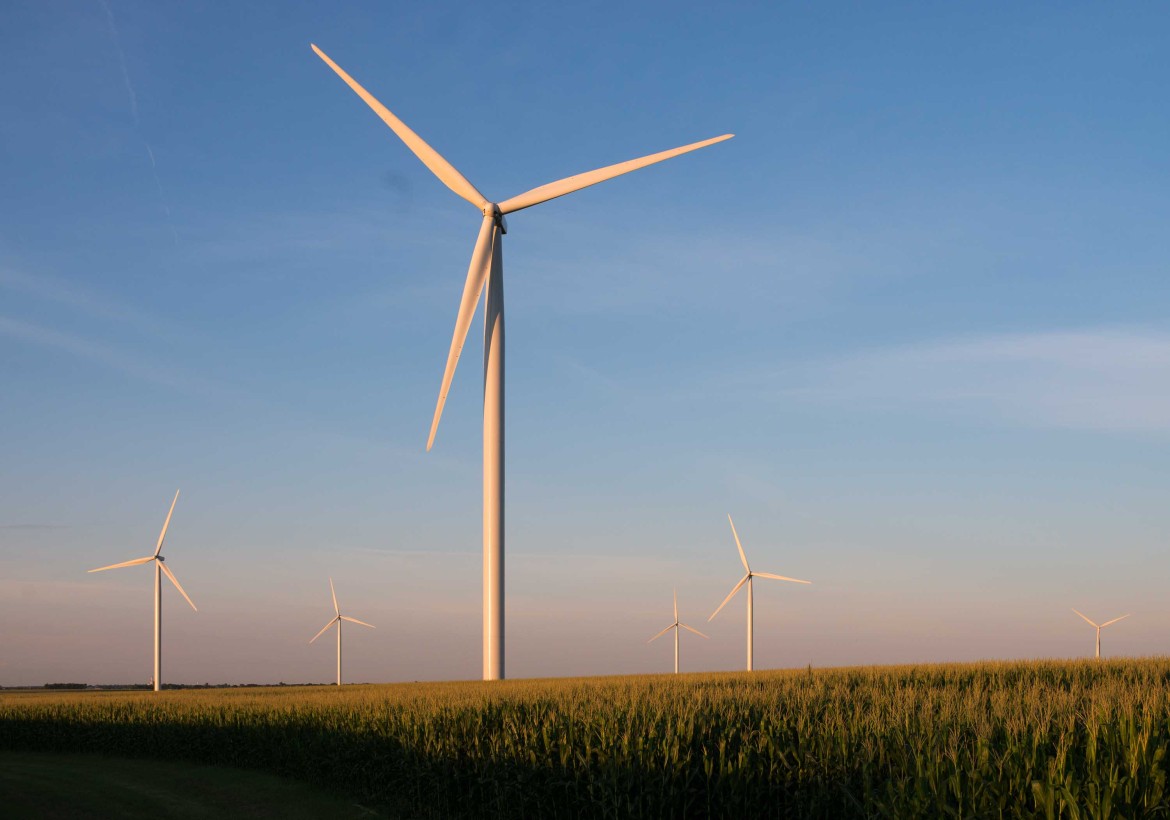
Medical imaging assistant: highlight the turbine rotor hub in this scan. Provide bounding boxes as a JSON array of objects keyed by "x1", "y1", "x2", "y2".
[{"x1": 483, "y1": 203, "x2": 507, "y2": 234}]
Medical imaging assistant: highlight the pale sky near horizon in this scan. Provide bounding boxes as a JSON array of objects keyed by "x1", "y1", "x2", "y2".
[{"x1": 3, "y1": 1, "x2": 1170, "y2": 685}]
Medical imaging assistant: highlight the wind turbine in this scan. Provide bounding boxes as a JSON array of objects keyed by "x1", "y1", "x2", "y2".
[
  {"x1": 87, "y1": 490, "x2": 196, "y2": 692},
  {"x1": 310, "y1": 578, "x2": 375, "y2": 686},
  {"x1": 311, "y1": 45, "x2": 732, "y2": 681},
  {"x1": 1072, "y1": 609, "x2": 1131, "y2": 660},
  {"x1": 709, "y1": 514, "x2": 810, "y2": 671},
  {"x1": 648, "y1": 588, "x2": 708, "y2": 674}
]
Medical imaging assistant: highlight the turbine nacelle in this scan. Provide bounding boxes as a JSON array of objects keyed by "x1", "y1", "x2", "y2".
[{"x1": 482, "y1": 204, "x2": 507, "y2": 234}]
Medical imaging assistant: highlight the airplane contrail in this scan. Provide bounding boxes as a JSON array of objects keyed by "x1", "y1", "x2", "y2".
[{"x1": 98, "y1": 0, "x2": 178, "y2": 246}]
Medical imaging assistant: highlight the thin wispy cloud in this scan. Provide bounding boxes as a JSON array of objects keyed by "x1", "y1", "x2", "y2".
[
  {"x1": 187, "y1": 204, "x2": 446, "y2": 261},
  {"x1": 0, "y1": 267, "x2": 152, "y2": 329},
  {"x1": 356, "y1": 547, "x2": 480, "y2": 558},
  {"x1": 0, "y1": 580, "x2": 112, "y2": 596},
  {"x1": 513, "y1": 221, "x2": 831, "y2": 315},
  {"x1": 508, "y1": 205, "x2": 952, "y2": 317},
  {"x1": 355, "y1": 547, "x2": 670, "y2": 562},
  {"x1": 794, "y1": 328, "x2": 1170, "y2": 432},
  {"x1": 0, "y1": 315, "x2": 225, "y2": 398},
  {"x1": 0, "y1": 524, "x2": 69, "y2": 531}
]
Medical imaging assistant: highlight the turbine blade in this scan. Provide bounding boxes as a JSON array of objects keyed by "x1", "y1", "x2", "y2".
[
  {"x1": 673, "y1": 588, "x2": 678, "y2": 622},
  {"x1": 708, "y1": 574, "x2": 749, "y2": 621},
  {"x1": 1072, "y1": 608, "x2": 1099, "y2": 628},
  {"x1": 159, "y1": 562, "x2": 197, "y2": 612},
  {"x1": 311, "y1": 45, "x2": 488, "y2": 210},
  {"x1": 1100, "y1": 614, "x2": 1132, "y2": 628},
  {"x1": 427, "y1": 217, "x2": 496, "y2": 450},
  {"x1": 88, "y1": 556, "x2": 155, "y2": 572},
  {"x1": 309, "y1": 617, "x2": 339, "y2": 644},
  {"x1": 647, "y1": 623, "x2": 675, "y2": 643},
  {"x1": 728, "y1": 514, "x2": 750, "y2": 573},
  {"x1": 498, "y1": 134, "x2": 733, "y2": 215},
  {"x1": 341, "y1": 616, "x2": 375, "y2": 629},
  {"x1": 330, "y1": 577, "x2": 339, "y2": 616},
  {"x1": 754, "y1": 571, "x2": 812, "y2": 584},
  {"x1": 680, "y1": 623, "x2": 710, "y2": 639},
  {"x1": 155, "y1": 489, "x2": 180, "y2": 556}
]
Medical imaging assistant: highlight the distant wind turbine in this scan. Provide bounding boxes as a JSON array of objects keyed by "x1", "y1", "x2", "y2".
[
  {"x1": 310, "y1": 578, "x2": 375, "y2": 686},
  {"x1": 88, "y1": 490, "x2": 196, "y2": 692},
  {"x1": 709, "y1": 514, "x2": 810, "y2": 671},
  {"x1": 1072, "y1": 609, "x2": 1131, "y2": 660},
  {"x1": 648, "y1": 589, "x2": 708, "y2": 674},
  {"x1": 311, "y1": 44, "x2": 732, "y2": 680}
]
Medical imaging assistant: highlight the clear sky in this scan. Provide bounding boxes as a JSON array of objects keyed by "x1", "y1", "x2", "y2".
[{"x1": 2, "y1": 1, "x2": 1169, "y2": 685}]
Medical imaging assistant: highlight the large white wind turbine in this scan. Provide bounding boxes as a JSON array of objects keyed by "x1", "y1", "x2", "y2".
[
  {"x1": 88, "y1": 490, "x2": 196, "y2": 692},
  {"x1": 312, "y1": 45, "x2": 732, "y2": 680},
  {"x1": 709, "y1": 514, "x2": 810, "y2": 671},
  {"x1": 1072, "y1": 609, "x2": 1131, "y2": 660},
  {"x1": 310, "y1": 578, "x2": 375, "y2": 686},
  {"x1": 648, "y1": 588, "x2": 708, "y2": 674}
]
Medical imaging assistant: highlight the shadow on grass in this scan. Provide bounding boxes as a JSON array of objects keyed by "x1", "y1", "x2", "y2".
[
  {"x1": 0, "y1": 750, "x2": 384, "y2": 820},
  {"x1": 0, "y1": 716, "x2": 863, "y2": 818}
]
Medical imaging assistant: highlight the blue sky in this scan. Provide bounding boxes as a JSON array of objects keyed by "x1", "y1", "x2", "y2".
[{"x1": 2, "y1": 1, "x2": 1169, "y2": 685}]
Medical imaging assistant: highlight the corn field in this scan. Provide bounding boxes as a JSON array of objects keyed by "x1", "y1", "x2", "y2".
[{"x1": 2, "y1": 659, "x2": 1170, "y2": 818}]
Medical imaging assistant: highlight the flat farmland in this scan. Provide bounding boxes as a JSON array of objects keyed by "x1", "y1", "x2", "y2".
[{"x1": 3, "y1": 660, "x2": 1170, "y2": 818}]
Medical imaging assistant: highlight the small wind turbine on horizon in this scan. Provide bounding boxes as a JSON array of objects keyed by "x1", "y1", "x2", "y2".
[
  {"x1": 310, "y1": 578, "x2": 375, "y2": 686},
  {"x1": 311, "y1": 44, "x2": 733, "y2": 681},
  {"x1": 709, "y1": 514, "x2": 810, "y2": 672},
  {"x1": 87, "y1": 490, "x2": 196, "y2": 692},
  {"x1": 648, "y1": 588, "x2": 708, "y2": 674},
  {"x1": 1072, "y1": 609, "x2": 1131, "y2": 660}
]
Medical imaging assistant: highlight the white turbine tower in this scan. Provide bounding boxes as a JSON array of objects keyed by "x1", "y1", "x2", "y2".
[
  {"x1": 87, "y1": 490, "x2": 196, "y2": 692},
  {"x1": 310, "y1": 578, "x2": 375, "y2": 686},
  {"x1": 709, "y1": 514, "x2": 810, "y2": 671},
  {"x1": 311, "y1": 45, "x2": 732, "y2": 681},
  {"x1": 1072, "y1": 609, "x2": 1131, "y2": 660},
  {"x1": 648, "y1": 588, "x2": 708, "y2": 674}
]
